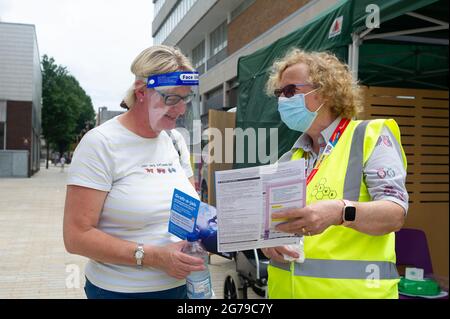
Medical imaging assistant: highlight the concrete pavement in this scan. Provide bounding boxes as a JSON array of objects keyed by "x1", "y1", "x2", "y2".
[{"x1": 0, "y1": 164, "x2": 262, "y2": 299}]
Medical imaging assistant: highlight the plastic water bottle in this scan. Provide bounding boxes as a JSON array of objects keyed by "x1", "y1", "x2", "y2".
[{"x1": 182, "y1": 232, "x2": 212, "y2": 299}]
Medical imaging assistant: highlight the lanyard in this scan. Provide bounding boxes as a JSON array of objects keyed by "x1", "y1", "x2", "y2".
[{"x1": 306, "y1": 118, "x2": 351, "y2": 186}]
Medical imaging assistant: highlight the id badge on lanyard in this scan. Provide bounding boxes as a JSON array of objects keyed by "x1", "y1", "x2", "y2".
[{"x1": 306, "y1": 118, "x2": 351, "y2": 186}]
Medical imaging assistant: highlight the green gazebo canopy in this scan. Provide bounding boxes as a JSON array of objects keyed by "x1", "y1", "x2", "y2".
[{"x1": 235, "y1": 0, "x2": 448, "y2": 168}]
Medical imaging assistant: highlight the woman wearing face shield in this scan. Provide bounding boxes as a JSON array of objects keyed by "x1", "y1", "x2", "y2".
[
  {"x1": 261, "y1": 49, "x2": 409, "y2": 299},
  {"x1": 63, "y1": 45, "x2": 204, "y2": 299}
]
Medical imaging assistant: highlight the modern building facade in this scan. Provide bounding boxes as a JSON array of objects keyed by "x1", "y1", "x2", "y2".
[
  {"x1": 152, "y1": 0, "x2": 339, "y2": 197},
  {"x1": 152, "y1": 0, "x2": 338, "y2": 122},
  {"x1": 0, "y1": 22, "x2": 42, "y2": 177}
]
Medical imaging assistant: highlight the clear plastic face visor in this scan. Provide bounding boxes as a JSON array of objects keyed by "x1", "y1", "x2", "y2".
[{"x1": 145, "y1": 71, "x2": 201, "y2": 145}]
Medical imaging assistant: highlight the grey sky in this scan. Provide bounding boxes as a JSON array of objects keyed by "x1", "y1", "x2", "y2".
[{"x1": 0, "y1": 0, "x2": 154, "y2": 111}]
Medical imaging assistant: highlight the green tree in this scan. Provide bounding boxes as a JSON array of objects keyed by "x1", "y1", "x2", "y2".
[{"x1": 42, "y1": 55, "x2": 95, "y2": 168}]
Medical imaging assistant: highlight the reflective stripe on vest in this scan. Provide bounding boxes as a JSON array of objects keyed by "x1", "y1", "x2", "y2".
[
  {"x1": 270, "y1": 259, "x2": 399, "y2": 280},
  {"x1": 343, "y1": 120, "x2": 369, "y2": 201}
]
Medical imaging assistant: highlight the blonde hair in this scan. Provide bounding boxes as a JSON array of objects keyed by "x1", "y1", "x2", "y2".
[
  {"x1": 123, "y1": 45, "x2": 194, "y2": 108},
  {"x1": 266, "y1": 48, "x2": 363, "y2": 118}
]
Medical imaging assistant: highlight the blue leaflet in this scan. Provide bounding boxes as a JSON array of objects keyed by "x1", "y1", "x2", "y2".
[
  {"x1": 169, "y1": 189, "x2": 200, "y2": 239},
  {"x1": 169, "y1": 189, "x2": 231, "y2": 259}
]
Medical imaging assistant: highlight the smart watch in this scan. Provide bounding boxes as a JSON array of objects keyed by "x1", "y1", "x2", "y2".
[
  {"x1": 134, "y1": 243, "x2": 145, "y2": 267},
  {"x1": 342, "y1": 199, "x2": 356, "y2": 222}
]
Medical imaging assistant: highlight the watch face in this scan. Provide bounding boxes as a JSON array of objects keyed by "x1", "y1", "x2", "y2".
[
  {"x1": 135, "y1": 251, "x2": 144, "y2": 259},
  {"x1": 345, "y1": 206, "x2": 356, "y2": 221}
]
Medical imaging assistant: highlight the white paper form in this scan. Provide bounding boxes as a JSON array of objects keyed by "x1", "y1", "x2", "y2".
[{"x1": 215, "y1": 160, "x2": 306, "y2": 252}]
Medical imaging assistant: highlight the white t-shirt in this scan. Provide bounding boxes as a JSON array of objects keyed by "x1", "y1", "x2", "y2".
[
  {"x1": 167, "y1": 130, "x2": 194, "y2": 179},
  {"x1": 67, "y1": 116, "x2": 198, "y2": 293}
]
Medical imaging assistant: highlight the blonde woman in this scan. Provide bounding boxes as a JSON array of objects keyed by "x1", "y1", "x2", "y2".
[
  {"x1": 63, "y1": 45, "x2": 204, "y2": 299},
  {"x1": 262, "y1": 49, "x2": 408, "y2": 298}
]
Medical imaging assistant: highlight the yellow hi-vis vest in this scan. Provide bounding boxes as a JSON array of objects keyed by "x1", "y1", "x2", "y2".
[{"x1": 268, "y1": 119, "x2": 407, "y2": 299}]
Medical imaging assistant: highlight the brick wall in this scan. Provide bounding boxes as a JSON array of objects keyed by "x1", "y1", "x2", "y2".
[{"x1": 228, "y1": 0, "x2": 310, "y2": 55}]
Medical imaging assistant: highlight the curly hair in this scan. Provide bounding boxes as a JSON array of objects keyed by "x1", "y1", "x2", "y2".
[{"x1": 266, "y1": 48, "x2": 364, "y2": 118}]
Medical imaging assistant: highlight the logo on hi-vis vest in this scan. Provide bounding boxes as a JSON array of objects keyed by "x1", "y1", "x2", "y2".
[
  {"x1": 329, "y1": 16, "x2": 343, "y2": 39},
  {"x1": 311, "y1": 178, "x2": 337, "y2": 200},
  {"x1": 376, "y1": 135, "x2": 393, "y2": 148}
]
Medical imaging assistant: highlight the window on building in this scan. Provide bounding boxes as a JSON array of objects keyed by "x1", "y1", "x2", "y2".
[
  {"x1": 0, "y1": 122, "x2": 5, "y2": 150},
  {"x1": 154, "y1": 0, "x2": 198, "y2": 44},
  {"x1": 154, "y1": 0, "x2": 167, "y2": 18},
  {"x1": 0, "y1": 100, "x2": 5, "y2": 149},
  {"x1": 204, "y1": 86, "x2": 224, "y2": 114},
  {"x1": 192, "y1": 41, "x2": 206, "y2": 69},
  {"x1": 210, "y1": 21, "x2": 228, "y2": 56},
  {"x1": 227, "y1": 78, "x2": 240, "y2": 109}
]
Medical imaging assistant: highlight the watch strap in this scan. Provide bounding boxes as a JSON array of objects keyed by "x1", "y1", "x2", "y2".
[{"x1": 342, "y1": 199, "x2": 352, "y2": 207}]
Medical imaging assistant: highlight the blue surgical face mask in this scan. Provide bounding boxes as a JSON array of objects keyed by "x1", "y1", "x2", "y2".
[{"x1": 277, "y1": 89, "x2": 323, "y2": 132}]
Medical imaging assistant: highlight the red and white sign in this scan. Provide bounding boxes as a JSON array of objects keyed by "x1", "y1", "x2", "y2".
[{"x1": 329, "y1": 16, "x2": 343, "y2": 38}]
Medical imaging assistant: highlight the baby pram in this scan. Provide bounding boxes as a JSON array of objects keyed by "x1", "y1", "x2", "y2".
[{"x1": 223, "y1": 249, "x2": 269, "y2": 299}]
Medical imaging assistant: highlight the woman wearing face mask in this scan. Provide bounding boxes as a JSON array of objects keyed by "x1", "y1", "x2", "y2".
[
  {"x1": 63, "y1": 45, "x2": 205, "y2": 299},
  {"x1": 262, "y1": 49, "x2": 409, "y2": 299}
]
